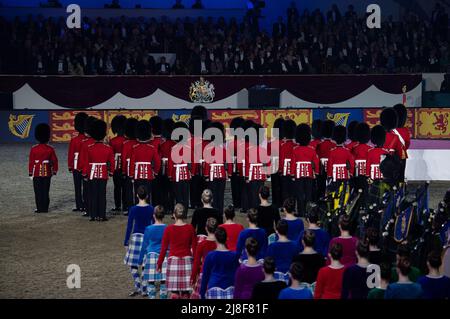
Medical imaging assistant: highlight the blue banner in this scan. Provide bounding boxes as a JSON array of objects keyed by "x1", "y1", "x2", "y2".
[
  {"x1": 312, "y1": 108, "x2": 364, "y2": 127},
  {"x1": 158, "y1": 110, "x2": 191, "y2": 124},
  {"x1": 0, "y1": 111, "x2": 49, "y2": 143}
]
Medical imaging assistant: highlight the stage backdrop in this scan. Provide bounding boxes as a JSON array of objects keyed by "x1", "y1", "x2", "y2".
[{"x1": 0, "y1": 75, "x2": 422, "y2": 110}]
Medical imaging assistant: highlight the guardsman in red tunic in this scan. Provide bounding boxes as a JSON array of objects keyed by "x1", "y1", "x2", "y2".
[
  {"x1": 367, "y1": 125, "x2": 389, "y2": 203},
  {"x1": 109, "y1": 115, "x2": 127, "y2": 213},
  {"x1": 393, "y1": 104, "x2": 411, "y2": 182},
  {"x1": 352, "y1": 123, "x2": 372, "y2": 196},
  {"x1": 204, "y1": 122, "x2": 228, "y2": 214},
  {"x1": 345, "y1": 121, "x2": 359, "y2": 152},
  {"x1": 129, "y1": 120, "x2": 161, "y2": 203},
  {"x1": 279, "y1": 119, "x2": 297, "y2": 203},
  {"x1": 168, "y1": 121, "x2": 192, "y2": 210},
  {"x1": 291, "y1": 124, "x2": 319, "y2": 217},
  {"x1": 78, "y1": 116, "x2": 97, "y2": 217},
  {"x1": 380, "y1": 108, "x2": 406, "y2": 162},
  {"x1": 29, "y1": 123, "x2": 58, "y2": 213},
  {"x1": 268, "y1": 117, "x2": 284, "y2": 208},
  {"x1": 228, "y1": 117, "x2": 245, "y2": 209},
  {"x1": 316, "y1": 120, "x2": 336, "y2": 199},
  {"x1": 309, "y1": 119, "x2": 322, "y2": 150},
  {"x1": 82, "y1": 120, "x2": 115, "y2": 221},
  {"x1": 121, "y1": 118, "x2": 138, "y2": 215},
  {"x1": 189, "y1": 119, "x2": 209, "y2": 209},
  {"x1": 327, "y1": 125, "x2": 355, "y2": 209},
  {"x1": 160, "y1": 119, "x2": 177, "y2": 213},
  {"x1": 150, "y1": 116, "x2": 164, "y2": 206},
  {"x1": 68, "y1": 112, "x2": 88, "y2": 212}
]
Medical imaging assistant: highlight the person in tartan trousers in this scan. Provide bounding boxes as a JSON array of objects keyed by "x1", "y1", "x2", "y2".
[
  {"x1": 68, "y1": 112, "x2": 88, "y2": 212},
  {"x1": 157, "y1": 203, "x2": 197, "y2": 299},
  {"x1": 109, "y1": 115, "x2": 127, "y2": 212},
  {"x1": 29, "y1": 123, "x2": 58, "y2": 213},
  {"x1": 121, "y1": 117, "x2": 139, "y2": 215}
]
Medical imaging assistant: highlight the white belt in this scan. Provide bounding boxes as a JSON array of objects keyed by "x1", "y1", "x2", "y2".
[
  {"x1": 126, "y1": 158, "x2": 131, "y2": 176},
  {"x1": 134, "y1": 162, "x2": 152, "y2": 179},
  {"x1": 114, "y1": 153, "x2": 121, "y2": 169},
  {"x1": 175, "y1": 163, "x2": 188, "y2": 182},
  {"x1": 74, "y1": 152, "x2": 79, "y2": 170},
  {"x1": 161, "y1": 158, "x2": 168, "y2": 175},
  {"x1": 271, "y1": 156, "x2": 279, "y2": 174},
  {"x1": 355, "y1": 159, "x2": 366, "y2": 176},
  {"x1": 296, "y1": 161, "x2": 311, "y2": 178},
  {"x1": 90, "y1": 163, "x2": 106, "y2": 180},
  {"x1": 210, "y1": 163, "x2": 224, "y2": 181},
  {"x1": 370, "y1": 164, "x2": 381, "y2": 179},
  {"x1": 249, "y1": 163, "x2": 263, "y2": 181},
  {"x1": 332, "y1": 164, "x2": 347, "y2": 182},
  {"x1": 283, "y1": 158, "x2": 291, "y2": 176}
]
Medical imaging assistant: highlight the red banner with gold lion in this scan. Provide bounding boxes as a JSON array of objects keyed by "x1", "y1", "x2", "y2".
[{"x1": 416, "y1": 108, "x2": 450, "y2": 139}]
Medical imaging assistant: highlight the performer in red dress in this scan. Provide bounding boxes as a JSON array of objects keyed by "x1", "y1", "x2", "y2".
[
  {"x1": 68, "y1": 112, "x2": 88, "y2": 212},
  {"x1": 29, "y1": 123, "x2": 58, "y2": 213}
]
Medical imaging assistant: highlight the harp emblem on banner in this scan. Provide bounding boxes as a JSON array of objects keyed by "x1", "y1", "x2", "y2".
[
  {"x1": 326, "y1": 112, "x2": 350, "y2": 126},
  {"x1": 8, "y1": 114, "x2": 34, "y2": 139},
  {"x1": 189, "y1": 77, "x2": 215, "y2": 103}
]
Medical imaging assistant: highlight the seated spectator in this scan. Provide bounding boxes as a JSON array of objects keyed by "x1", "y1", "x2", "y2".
[
  {"x1": 314, "y1": 243, "x2": 345, "y2": 299},
  {"x1": 192, "y1": 0, "x2": 204, "y2": 9},
  {"x1": 368, "y1": 262, "x2": 392, "y2": 299},
  {"x1": 219, "y1": 205, "x2": 244, "y2": 251},
  {"x1": 278, "y1": 262, "x2": 313, "y2": 299},
  {"x1": 266, "y1": 220, "x2": 300, "y2": 274},
  {"x1": 172, "y1": 0, "x2": 185, "y2": 9},
  {"x1": 417, "y1": 251, "x2": 450, "y2": 299},
  {"x1": 341, "y1": 240, "x2": 371, "y2": 299},
  {"x1": 236, "y1": 209, "x2": 267, "y2": 261},
  {"x1": 281, "y1": 198, "x2": 304, "y2": 242},
  {"x1": 385, "y1": 257, "x2": 423, "y2": 299},
  {"x1": 251, "y1": 257, "x2": 287, "y2": 300},
  {"x1": 156, "y1": 57, "x2": 171, "y2": 75},
  {"x1": 293, "y1": 230, "x2": 325, "y2": 284},
  {"x1": 257, "y1": 186, "x2": 281, "y2": 237},
  {"x1": 327, "y1": 215, "x2": 358, "y2": 266},
  {"x1": 234, "y1": 238, "x2": 265, "y2": 299},
  {"x1": 298, "y1": 205, "x2": 330, "y2": 256}
]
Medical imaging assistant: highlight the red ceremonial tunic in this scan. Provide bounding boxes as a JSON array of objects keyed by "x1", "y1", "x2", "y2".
[
  {"x1": 309, "y1": 138, "x2": 322, "y2": 151},
  {"x1": 68, "y1": 133, "x2": 85, "y2": 171},
  {"x1": 160, "y1": 139, "x2": 176, "y2": 175},
  {"x1": 121, "y1": 139, "x2": 138, "y2": 177},
  {"x1": 109, "y1": 135, "x2": 126, "y2": 172},
  {"x1": 384, "y1": 131, "x2": 405, "y2": 160},
  {"x1": 82, "y1": 142, "x2": 115, "y2": 180},
  {"x1": 168, "y1": 143, "x2": 192, "y2": 182},
  {"x1": 129, "y1": 142, "x2": 161, "y2": 180},
  {"x1": 290, "y1": 145, "x2": 320, "y2": 179},
  {"x1": 327, "y1": 146, "x2": 355, "y2": 181},
  {"x1": 29, "y1": 143, "x2": 58, "y2": 177},
  {"x1": 78, "y1": 136, "x2": 95, "y2": 174},
  {"x1": 392, "y1": 128, "x2": 410, "y2": 159},
  {"x1": 244, "y1": 144, "x2": 270, "y2": 181},
  {"x1": 203, "y1": 143, "x2": 229, "y2": 181},
  {"x1": 279, "y1": 139, "x2": 297, "y2": 176},
  {"x1": 317, "y1": 139, "x2": 337, "y2": 173},
  {"x1": 352, "y1": 143, "x2": 371, "y2": 177},
  {"x1": 366, "y1": 147, "x2": 389, "y2": 180}
]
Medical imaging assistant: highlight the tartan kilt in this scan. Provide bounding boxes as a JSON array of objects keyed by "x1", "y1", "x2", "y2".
[
  {"x1": 143, "y1": 252, "x2": 167, "y2": 282},
  {"x1": 274, "y1": 271, "x2": 290, "y2": 284},
  {"x1": 166, "y1": 256, "x2": 193, "y2": 292},
  {"x1": 123, "y1": 233, "x2": 144, "y2": 267},
  {"x1": 190, "y1": 273, "x2": 202, "y2": 299},
  {"x1": 206, "y1": 287, "x2": 234, "y2": 299}
]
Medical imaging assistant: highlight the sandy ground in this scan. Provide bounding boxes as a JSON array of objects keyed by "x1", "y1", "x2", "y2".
[{"x1": 0, "y1": 144, "x2": 448, "y2": 299}]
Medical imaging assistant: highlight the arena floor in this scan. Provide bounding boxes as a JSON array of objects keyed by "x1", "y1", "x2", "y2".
[{"x1": 0, "y1": 144, "x2": 448, "y2": 299}]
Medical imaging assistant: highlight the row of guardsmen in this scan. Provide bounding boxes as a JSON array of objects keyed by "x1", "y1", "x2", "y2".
[{"x1": 61, "y1": 105, "x2": 409, "y2": 219}]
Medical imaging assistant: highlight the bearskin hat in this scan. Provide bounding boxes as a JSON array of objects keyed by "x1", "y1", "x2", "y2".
[
  {"x1": 347, "y1": 121, "x2": 359, "y2": 142},
  {"x1": 332, "y1": 125, "x2": 347, "y2": 145},
  {"x1": 90, "y1": 119, "x2": 107, "y2": 141},
  {"x1": 393, "y1": 103, "x2": 407, "y2": 128},
  {"x1": 230, "y1": 117, "x2": 244, "y2": 129},
  {"x1": 191, "y1": 105, "x2": 208, "y2": 120},
  {"x1": 149, "y1": 116, "x2": 163, "y2": 136},
  {"x1": 273, "y1": 117, "x2": 285, "y2": 139},
  {"x1": 35, "y1": 123, "x2": 50, "y2": 143},
  {"x1": 295, "y1": 123, "x2": 311, "y2": 146},
  {"x1": 356, "y1": 123, "x2": 371, "y2": 144},
  {"x1": 371, "y1": 125, "x2": 386, "y2": 147},
  {"x1": 380, "y1": 108, "x2": 398, "y2": 131},
  {"x1": 284, "y1": 119, "x2": 296, "y2": 140},
  {"x1": 74, "y1": 112, "x2": 88, "y2": 134},
  {"x1": 111, "y1": 115, "x2": 126, "y2": 135},
  {"x1": 321, "y1": 120, "x2": 335, "y2": 139},
  {"x1": 210, "y1": 121, "x2": 225, "y2": 143},
  {"x1": 162, "y1": 118, "x2": 175, "y2": 139},
  {"x1": 124, "y1": 117, "x2": 138, "y2": 139},
  {"x1": 136, "y1": 120, "x2": 152, "y2": 142},
  {"x1": 84, "y1": 116, "x2": 98, "y2": 137},
  {"x1": 311, "y1": 119, "x2": 322, "y2": 139}
]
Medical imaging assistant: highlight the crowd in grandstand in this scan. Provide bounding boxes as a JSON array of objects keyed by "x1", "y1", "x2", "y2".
[{"x1": 0, "y1": 2, "x2": 449, "y2": 75}]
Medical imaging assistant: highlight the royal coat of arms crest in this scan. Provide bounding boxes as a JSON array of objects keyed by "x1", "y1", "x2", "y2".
[{"x1": 189, "y1": 77, "x2": 215, "y2": 103}]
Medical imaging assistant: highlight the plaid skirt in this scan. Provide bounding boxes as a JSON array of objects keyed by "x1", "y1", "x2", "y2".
[
  {"x1": 274, "y1": 271, "x2": 290, "y2": 284},
  {"x1": 143, "y1": 252, "x2": 167, "y2": 282},
  {"x1": 123, "y1": 233, "x2": 144, "y2": 267},
  {"x1": 206, "y1": 287, "x2": 234, "y2": 299},
  {"x1": 166, "y1": 256, "x2": 193, "y2": 292},
  {"x1": 190, "y1": 273, "x2": 202, "y2": 299}
]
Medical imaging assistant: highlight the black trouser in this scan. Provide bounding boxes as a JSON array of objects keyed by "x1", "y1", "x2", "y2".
[
  {"x1": 83, "y1": 179, "x2": 89, "y2": 213},
  {"x1": 399, "y1": 159, "x2": 406, "y2": 183},
  {"x1": 113, "y1": 170, "x2": 126, "y2": 210},
  {"x1": 368, "y1": 179, "x2": 383, "y2": 206},
  {"x1": 89, "y1": 179, "x2": 107, "y2": 219},
  {"x1": 280, "y1": 175, "x2": 294, "y2": 203},
  {"x1": 160, "y1": 174, "x2": 174, "y2": 213},
  {"x1": 72, "y1": 170, "x2": 84, "y2": 210},
  {"x1": 271, "y1": 172, "x2": 282, "y2": 208},
  {"x1": 190, "y1": 174, "x2": 205, "y2": 208},
  {"x1": 208, "y1": 179, "x2": 226, "y2": 214},
  {"x1": 294, "y1": 178, "x2": 313, "y2": 217},
  {"x1": 173, "y1": 180, "x2": 190, "y2": 211},
  {"x1": 152, "y1": 174, "x2": 164, "y2": 207},
  {"x1": 247, "y1": 180, "x2": 264, "y2": 210},
  {"x1": 33, "y1": 176, "x2": 51, "y2": 212},
  {"x1": 317, "y1": 173, "x2": 327, "y2": 200},
  {"x1": 230, "y1": 173, "x2": 242, "y2": 208},
  {"x1": 134, "y1": 179, "x2": 152, "y2": 204},
  {"x1": 240, "y1": 178, "x2": 250, "y2": 211},
  {"x1": 124, "y1": 176, "x2": 134, "y2": 211},
  {"x1": 354, "y1": 175, "x2": 368, "y2": 204}
]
